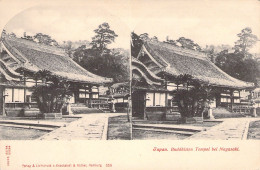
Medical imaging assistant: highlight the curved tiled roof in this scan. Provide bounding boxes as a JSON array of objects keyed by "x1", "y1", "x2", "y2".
[
  {"x1": 132, "y1": 57, "x2": 164, "y2": 84},
  {"x1": 0, "y1": 59, "x2": 21, "y2": 81},
  {"x1": 142, "y1": 41, "x2": 254, "y2": 89},
  {"x1": 2, "y1": 37, "x2": 113, "y2": 84}
]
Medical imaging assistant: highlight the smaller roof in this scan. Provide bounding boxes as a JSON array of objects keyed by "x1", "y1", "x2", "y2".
[
  {"x1": 111, "y1": 82, "x2": 129, "y2": 89},
  {"x1": 133, "y1": 85, "x2": 169, "y2": 92}
]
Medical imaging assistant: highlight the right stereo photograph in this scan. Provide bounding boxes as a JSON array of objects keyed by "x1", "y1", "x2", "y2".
[{"x1": 130, "y1": 2, "x2": 260, "y2": 140}]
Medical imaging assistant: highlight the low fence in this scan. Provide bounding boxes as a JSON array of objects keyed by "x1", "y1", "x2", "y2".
[{"x1": 232, "y1": 105, "x2": 253, "y2": 116}]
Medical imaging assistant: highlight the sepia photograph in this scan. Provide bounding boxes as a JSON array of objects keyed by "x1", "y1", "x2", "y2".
[
  {"x1": 0, "y1": 2, "x2": 131, "y2": 140},
  {"x1": 0, "y1": 0, "x2": 260, "y2": 169},
  {"x1": 130, "y1": 1, "x2": 260, "y2": 140}
]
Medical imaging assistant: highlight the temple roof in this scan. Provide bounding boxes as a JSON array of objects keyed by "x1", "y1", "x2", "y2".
[
  {"x1": 1, "y1": 36, "x2": 113, "y2": 84},
  {"x1": 140, "y1": 41, "x2": 254, "y2": 89},
  {"x1": 132, "y1": 57, "x2": 164, "y2": 86}
]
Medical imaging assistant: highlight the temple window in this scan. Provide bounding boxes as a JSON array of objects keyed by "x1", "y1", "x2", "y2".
[
  {"x1": 146, "y1": 92, "x2": 166, "y2": 107},
  {"x1": 92, "y1": 94, "x2": 99, "y2": 99},
  {"x1": 117, "y1": 98, "x2": 123, "y2": 103},
  {"x1": 79, "y1": 88, "x2": 90, "y2": 98},
  {"x1": 79, "y1": 93, "x2": 89, "y2": 98},
  {"x1": 233, "y1": 91, "x2": 239, "y2": 97},
  {"x1": 146, "y1": 93, "x2": 154, "y2": 106},
  {"x1": 221, "y1": 98, "x2": 231, "y2": 103},
  {"x1": 92, "y1": 86, "x2": 98, "y2": 92},
  {"x1": 155, "y1": 93, "x2": 165, "y2": 106},
  {"x1": 234, "y1": 99, "x2": 240, "y2": 103},
  {"x1": 4, "y1": 88, "x2": 24, "y2": 103}
]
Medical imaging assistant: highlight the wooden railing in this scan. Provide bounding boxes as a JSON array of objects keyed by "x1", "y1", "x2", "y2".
[
  {"x1": 232, "y1": 105, "x2": 253, "y2": 115},
  {"x1": 70, "y1": 99, "x2": 110, "y2": 109},
  {"x1": 90, "y1": 99, "x2": 109, "y2": 109}
]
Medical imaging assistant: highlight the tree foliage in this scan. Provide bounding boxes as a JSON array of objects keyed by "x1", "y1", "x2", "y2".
[
  {"x1": 215, "y1": 27, "x2": 260, "y2": 84},
  {"x1": 19, "y1": 32, "x2": 59, "y2": 46},
  {"x1": 74, "y1": 47, "x2": 129, "y2": 83},
  {"x1": 33, "y1": 33, "x2": 59, "y2": 46},
  {"x1": 90, "y1": 22, "x2": 118, "y2": 54},
  {"x1": 62, "y1": 40, "x2": 73, "y2": 58},
  {"x1": 173, "y1": 74, "x2": 214, "y2": 119},
  {"x1": 32, "y1": 70, "x2": 72, "y2": 114},
  {"x1": 176, "y1": 37, "x2": 202, "y2": 51},
  {"x1": 131, "y1": 32, "x2": 143, "y2": 58},
  {"x1": 73, "y1": 23, "x2": 128, "y2": 83},
  {"x1": 234, "y1": 27, "x2": 258, "y2": 59},
  {"x1": 9, "y1": 32, "x2": 16, "y2": 38}
]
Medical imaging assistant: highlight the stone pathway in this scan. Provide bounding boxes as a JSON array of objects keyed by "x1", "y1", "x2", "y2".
[
  {"x1": 38, "y1": 113, "x2": 125, "y2": 140},
  {"x1": 188, "y1": 117, "x2": 260, "y2": 140}
]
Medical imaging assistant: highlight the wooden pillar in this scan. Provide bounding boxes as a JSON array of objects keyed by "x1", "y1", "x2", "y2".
[
  {"x1": 84, "y1": 84, "x2": 86, "y2": 104},
  {"x1": 89, "y1": 84, "x2": 92, "y2": 108},
  {"x1": 97, "y1": 85, "x2": 100, "y2": 109},
  {"x1": 144, "y1": 92, "x2": 147, "y2": 120},
  {"x1": 3, "y1": 95, "x2": 6, "y2": 116},
  {"x1": 0, "y1": 86, "x2": 5, "y2": 116},
  {"x1": 23, "y1": 72, "x2": 26, "y2": 104},
  {"x1": 230, "y1": 89, "x2": 234, "y2": 111},
  {"x1": 164, "y1": 75, "x2": 168, "y2": 107},
  {"x1": 165, "y1": 91, "x2": 168, "y2": 107}
]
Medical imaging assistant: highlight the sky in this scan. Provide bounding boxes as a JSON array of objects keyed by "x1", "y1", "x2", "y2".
[
  {"x1": 131, "y1": 0, "x2": 260, "y2": 53},
  {"x1": 2, "y1": 2, "x2": 131, "y2": 49},
  {"x1": 1, "y1": 0, "x2": 260, "y2": 52}
]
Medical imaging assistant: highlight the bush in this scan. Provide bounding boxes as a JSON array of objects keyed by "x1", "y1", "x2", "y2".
[
  {"x1": 173, "y1": 74, "x2": 215, "y2": 119},
  {"x1": 32, "y1": 70, "x2": 72, "y2": 114}
]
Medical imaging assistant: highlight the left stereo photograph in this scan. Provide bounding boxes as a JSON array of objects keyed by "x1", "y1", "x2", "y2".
[{"x1": 0, "y1": 3, "x2": 131, "y2": 140}]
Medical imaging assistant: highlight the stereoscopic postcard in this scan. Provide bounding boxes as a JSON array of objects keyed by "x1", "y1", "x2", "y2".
[{"x1": 0, "y1": 0, "x2": 260, "y2": 169}]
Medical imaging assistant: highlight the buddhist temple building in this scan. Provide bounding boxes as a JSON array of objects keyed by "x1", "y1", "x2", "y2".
[
  {"x1": 0, "y1": 35, "x2": 112, "y2": 117},
  {"x1": 132, "y1": 40, "x2": 255, "y2": 120}
]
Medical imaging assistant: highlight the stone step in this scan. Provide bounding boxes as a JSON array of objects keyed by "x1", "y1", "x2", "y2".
[
  {"x1": 0, "y1": 120, "x2": 61, "y2": 128},
  {"x1": 133, "y1": 124, "x2": 204, "y2": 132},
  {"x1": 0, "y1": 124, "x2": 56, "y2": 132},
  {"x1": 133, "y1": 127, "x2": 195, "y2": 135}
]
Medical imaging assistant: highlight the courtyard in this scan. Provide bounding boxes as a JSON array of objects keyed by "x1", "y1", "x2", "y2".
[{"x1": 0, "y1": 113, "x2": 130, "y2": 140}]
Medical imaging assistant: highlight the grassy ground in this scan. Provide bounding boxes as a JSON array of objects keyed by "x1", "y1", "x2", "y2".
[
  {"x1": 0, "y1": 126, "x2": 48, "y2": 140},
  {"x1": 133, "y1": 120, "x2": 221, "y2": 127},
  {"x1": 107, "y1": 115, "x2": 131, "y2": 140},
  {"x1": 133, "y1": 129, "x2": 189, "y2": 140},
  {"x1": 132, "y1": 119, "x2": 221, "y2": 140},
  {"x1": 0, "y1": 117, "x2": 79, "y2": 140},
  {"x1": 247, "y1": 120, "x2": 260, "y2": 140}
]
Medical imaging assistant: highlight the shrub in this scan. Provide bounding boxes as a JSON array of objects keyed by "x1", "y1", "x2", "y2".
[
  {"x1": 172, "y1": 74, "x2": 214, "y2": 119},
  {"x1": 32, "y1": 70, "x2": 72, "y2": 114}
]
